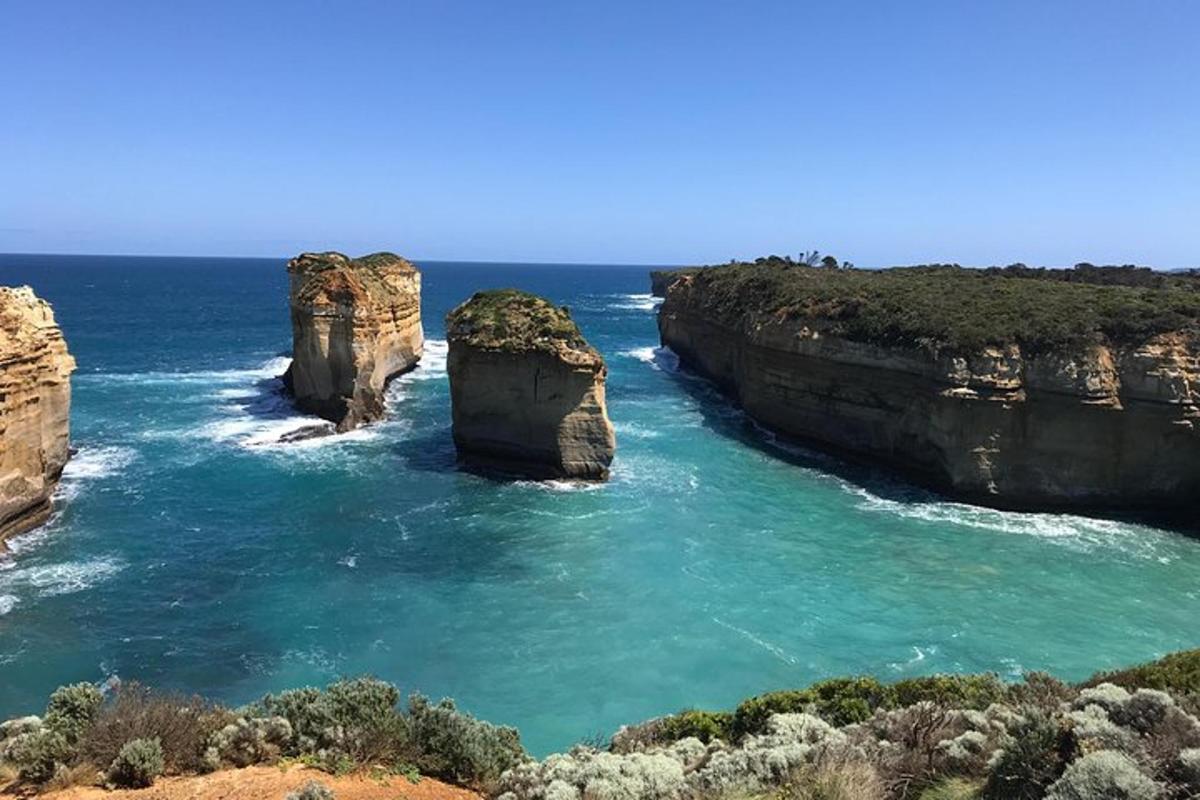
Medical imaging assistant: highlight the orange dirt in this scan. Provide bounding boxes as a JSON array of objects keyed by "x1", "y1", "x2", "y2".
[{"x1": 2, "y1": 765, "x2": 483, "y2": 800}]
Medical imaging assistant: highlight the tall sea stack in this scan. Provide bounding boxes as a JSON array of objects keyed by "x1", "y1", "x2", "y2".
[
  {"x1": 1, "y1": 287, "x2": 76, "y2": 545},
  {"x1": 446, "y1": 290, "x2": 615, "y2": 480},
  {"x1": 284, "y1": 251, "x2": 423, "y2": 432},
  {"x1": 658, "y1": 260, "x2": 1200, "y2": 512}
]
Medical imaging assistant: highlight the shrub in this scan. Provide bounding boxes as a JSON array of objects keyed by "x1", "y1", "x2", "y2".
[
  {"x1": 80, "y1": 682, "x2": 227, "y2": 773},
  {"x1": 1178, "y1": 748, "x2": 1200, "y2": 791},
  {"x1": 784, "y1": 760, "x2": 887, "y2": 800},
  {"x1": 406, "y1": 694, "x2": 526, "y2": 792},
  {"x1": 892, "y1": 675, "x2": 1006, "y2": 710},
  {"x1": 106, "y1": 737, "x2": 164, "y2": 788},
  {"x1": 286, "y1": 779, "x2": 335, "y2": 800},
  {"x1": 659, "y1": 710, "x2": 733, "y2": 744},
  {"x1": 982, "y1": 712, "x2": 1071, "y2": 800},
  {"x1": 44, "y1": 683, "x2": 103, "y2": 744},
  {"x1": 918, "y1": 777, "x2": 983, "y2": 800},
  {"x1": 205, "y1": 716, "x2": 293, "y2": 769},
  {"x1": 1043, "y1": 750, "x2": 1160, "y2": 800},
  {"x1": 1007, "y1": 672, "x2": 1076, "y2": 713},
  {"x1": 733, "y1": 678, "x2": 891, "y2": 737},
  {"x1": 5, "y1": 728, "x2": 71, "y2": 784},
  {"x1": 1083, "y1": 649, "x2": 1200, "y2": 697},
  {"x1": 251, "y1": 677, "x2": 407, "y2": 763}
]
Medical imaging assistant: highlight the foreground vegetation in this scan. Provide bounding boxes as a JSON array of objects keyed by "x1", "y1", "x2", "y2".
[
  {"x1": 665, "y1": 258, "x2": 1200, "y2": 354},
  {"x1": 2, "y1": 649, "x2": 1199, "y2": 799}
]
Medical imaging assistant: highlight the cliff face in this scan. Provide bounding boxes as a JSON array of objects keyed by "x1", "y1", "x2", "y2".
[
  {"x1": 285, "y1": 252, "x2": 423, "y2": 432},
  {"x1": 659, "y1": 274, "x2": 1200, "y2": 511},
  {"x1": 649, "y1": 268, "x2": 699, "y2": 297},
  {"x1": 446, "y1": 290, "x2": 615, "y2": 480},
  {"x1": 1, "y1": 287, "x2": 75, "y2": 544}
]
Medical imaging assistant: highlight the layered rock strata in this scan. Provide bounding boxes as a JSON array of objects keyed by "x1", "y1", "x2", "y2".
[
  {"x1": 658, "y1": 271, "x2": 1200, "y2": 511},
  {"x1": 284, "y1": 252, "x2": 423, "y2": 432},
  {"x1": 1, "y1": 287, "x2": 75, "y2": 545},
  {"x1": 446, "y1": 290, "x2": 615, "y2": 480}
]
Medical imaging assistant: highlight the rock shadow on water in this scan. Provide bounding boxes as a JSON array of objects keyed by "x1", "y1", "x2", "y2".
[{"x1": 659, "y1": 353, "x2": 1200, "y2": 536}]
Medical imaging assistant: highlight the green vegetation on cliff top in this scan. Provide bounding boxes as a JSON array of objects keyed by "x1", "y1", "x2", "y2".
[
  {"x1": 446, "y1": 289, "x2": 592, "y2": 352},
  {"x1": 669, "y1": 259, "x2": 1200, "y2": 354}
]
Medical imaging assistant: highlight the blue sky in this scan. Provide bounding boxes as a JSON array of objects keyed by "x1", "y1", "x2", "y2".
[{"x1": 1, "y1": 1, "x2": 1197, "y2": 266}]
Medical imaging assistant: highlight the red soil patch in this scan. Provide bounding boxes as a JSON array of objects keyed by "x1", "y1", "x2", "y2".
[{"x1": 2, "y1": 765, "x2": 482, "y2": 800}]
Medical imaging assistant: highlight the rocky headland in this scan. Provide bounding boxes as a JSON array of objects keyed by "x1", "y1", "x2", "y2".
[
  {"x1": 657, "y1": 260, "x2": 1200, "y2": 512},
  {"x1": 284, "y1": 251, "x2": 423, "y2": 432},
  {"x1": 649, "y1": 268, "x2": 699, "y2": 297},
  {"x1": 0, "y1": 286, "x2": 75, "y2": 546},
  {"x1": 446, "y1": 290, "x2": 615, "y2": 479}
]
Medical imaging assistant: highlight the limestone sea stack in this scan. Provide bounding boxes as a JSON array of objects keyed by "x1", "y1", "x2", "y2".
[
  {"x1": 1, "y1": 287, "x2": 76, "y2": 545},
  {"x1": 658, "y1": 260, "x2": 1200, "y2": 512},
  {"x1": 446, "y1": 290, "x2": 615, "y2": 480},
  {"x1": 284, "y1": 252, "x2": 423, "y2": 432}
]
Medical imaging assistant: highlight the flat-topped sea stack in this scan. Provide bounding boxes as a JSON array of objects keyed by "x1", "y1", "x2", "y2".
[
  {"x1": 1, "y1": 287, "x2": 76, "y2": 545},
  {"x1": 284, "y1": 251, "x2": 423, "y2": 432},
  {"x1": 446, "y1": 290, "x2": 615, "y2": 480},
  {"x1": 658, "y1": 259, "x2": 1200, "y2": 512}
]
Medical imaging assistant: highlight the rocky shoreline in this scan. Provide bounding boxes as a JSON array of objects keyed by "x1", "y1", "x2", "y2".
[
  {"x1": 657, "y1": 262, "x2": 1200, "y2": 512},
  {"x1": 283, "y1": 251, "x2": 423, "y2": 433},
  {"x1": 446, "y1": 290, "x2": 615, "y2": 480},
  {"x1": 0, "y1": 286, "x2": 75, "y2": 546}
]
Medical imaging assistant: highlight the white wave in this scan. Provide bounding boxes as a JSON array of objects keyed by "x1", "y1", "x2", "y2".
[
  {"x1": 610, "y1": 293, "x2": 663, "y2": 312},
  {"x1": 78, "y1": 356, "x2": 293, "y2": 387},
  {"x1": 712, "y1": 617, "x2": 798, "y2": 665},
  {"x1": 396, "y1": 339, "x2": 448, "y2": 383},
  {"x1": 619, "y1": 345, "x2": 679, "y2": 372},
  {"x1": 0, "y1": 595, "x2": 17, "y2": 615},
  {"x1": 614, "y1": 421, "x2": 661, "y2": 439},
  {"x1": 513, "y1": 478, "x2": 608, "y2": 493},
  {"x1": 0, "y1": 557, "x2": 125, "y2": 598},
  {"x1": 61, "y1": 446, "x2": 138, "y2": 482},
  {"x1": 846, "y1": 482, "x2": 1173, "y2": 559}
]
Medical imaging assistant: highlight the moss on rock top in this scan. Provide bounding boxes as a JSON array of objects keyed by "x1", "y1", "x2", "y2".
[
  {"x1": 667, "y1": 259, "x2": 1200, "y2": 354},
  {"x1": 446, "y1": 289, "x2": 595, "y2": 355}
]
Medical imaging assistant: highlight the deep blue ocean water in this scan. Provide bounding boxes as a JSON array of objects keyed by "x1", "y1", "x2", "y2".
[{"x1": 1, "y1": 254, "x2": 1198, "y2": 755}]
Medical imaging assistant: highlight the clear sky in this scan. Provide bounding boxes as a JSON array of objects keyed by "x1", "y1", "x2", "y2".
[{"x1": 2, "y1": 1, "x2": 1197, "y2": 266}]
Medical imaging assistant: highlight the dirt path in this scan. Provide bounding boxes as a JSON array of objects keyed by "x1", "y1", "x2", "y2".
[{"x1": 2, "y1": 765, "x2": 482, "y2": 800}]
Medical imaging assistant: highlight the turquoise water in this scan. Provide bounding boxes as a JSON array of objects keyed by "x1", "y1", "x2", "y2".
[{"x1": 0, "y1": 254, "x2": 1198, "y2": 755}]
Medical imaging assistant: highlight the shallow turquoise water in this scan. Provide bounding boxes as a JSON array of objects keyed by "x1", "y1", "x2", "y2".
[{"x1": 0, "y1": 254, "x2": 1198, "y2": 755}]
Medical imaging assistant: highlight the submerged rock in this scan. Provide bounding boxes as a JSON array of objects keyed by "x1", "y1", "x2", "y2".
[
  {"x1": 283, "y1": 251, "x2": 422, "y2": 432},
  {"x1": 0, "y1": 287, "x2": 75, "y2": 546},
  {"x1": 446, "y1": 290, "x2": 615, "y2": 480}
]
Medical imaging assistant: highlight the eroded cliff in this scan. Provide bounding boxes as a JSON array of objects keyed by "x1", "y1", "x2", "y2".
[
  {"x1": 658, "y1": 263, "x2": 1200, "y2": 511},
  {"x1": 1, "y1": 287, "x2": 75, "y2": 544},
  {"x1": 446, "y1": 290, "x2": 615, "y2": 480},
  {"x1": 285, "y1": 252, "x2": 423, "y2": 432}
]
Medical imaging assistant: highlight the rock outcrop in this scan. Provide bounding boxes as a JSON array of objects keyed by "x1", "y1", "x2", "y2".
[
  {"x1": 1, "y1": 287, "x2": 75, "y2": 545},
  {"x1": 649, "y1": 268, "x2": 698, "y2": 297},
  {"x1": 658, "y1": 265, "x2": 1200, "y2": 512},
  {"x1": 446, "y1": 290, "x2": 615, "y2": 480},
  {"x1": 284, "y1": 252, "x2": 423, "y2": 432}
]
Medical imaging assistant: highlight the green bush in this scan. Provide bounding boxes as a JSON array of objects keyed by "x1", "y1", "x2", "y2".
[
  {"x1": 44, "y1": 682, "x2": 103, "y2": 744},
  {"x1": 982, "y1": 712, "x2": 1071, "y2": 800},
  {"x1": 5, "y1": 728, "x2": 71, "y2": 784},
  {"x1": 1043, "y1": 750, "x2": 1161, "y2": 800},
  {"x1": 406, "y1": 694, "x2": 526, "y2": 793},
  {"x1": 658, "y1": 710, "x2": 733, "y2": 744},
  {"x1": 1082, "y1": 649, "x2": 1200, "y2": 697},
  {"x1": 892, "y1": 674, "x2": 1006, "y2": 710},
  {"x1": 107, "y1": 737, "x2": 164, "y2": 788},
  {"x1": 733, "y1": 677, "x2": 891, "y2": 736}
]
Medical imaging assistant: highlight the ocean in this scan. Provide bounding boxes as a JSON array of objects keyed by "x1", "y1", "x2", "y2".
[{"x1": 0, "y1": 254, "x2": 1198, "y2": 756}]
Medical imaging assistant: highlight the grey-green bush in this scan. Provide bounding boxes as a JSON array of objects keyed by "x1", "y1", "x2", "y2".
[
  {"x1": 1043, "y1": 750, "x2": 1160, "y2": 800},
  {"x1": 4, "y1": 728, "x2": 70, "y2": 784},
  {"x1": 980, "y1": 712, "x2": 1069, "y2": 800},
  {"x1": 285, "y1": 779, "x2": 336, "y2": 800},
  {"x1": 407, "y1": 694, "x2": 526, "y2": 792},
  {"x1": 44, "y1": 682, "x2": 103, "y2": 744},
  {"x1": 107, "y1": 737, "x2": 165, "y2": 788}
]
